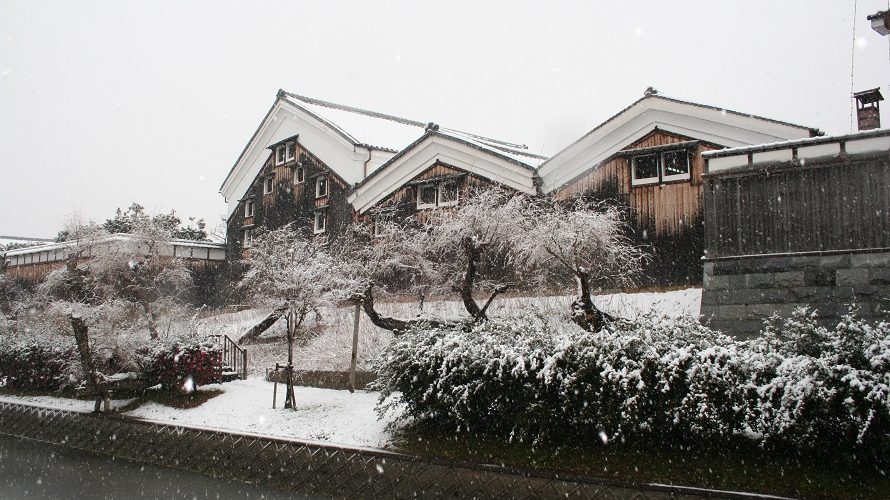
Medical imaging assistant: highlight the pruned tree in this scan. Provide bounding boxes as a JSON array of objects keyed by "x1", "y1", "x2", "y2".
[
  {"x1": 238, "y1": 224, "x2": 352, "y2": 409},
  {"x1": 515, "y1": 198, "x2": 646, "y2": 332},
  {"x1": 339, "y1": 188, "x2": 529, "y2": 333}
]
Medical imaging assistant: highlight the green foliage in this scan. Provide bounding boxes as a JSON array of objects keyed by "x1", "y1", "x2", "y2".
[
  {"x1": 374, "y1": 309, "x2": 890, "y2": 456},
  {"x1": 56, "y1": 203, "x2": 207, "y2": 242}
]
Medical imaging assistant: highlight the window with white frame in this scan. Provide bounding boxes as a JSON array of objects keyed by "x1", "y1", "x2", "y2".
[
  {"x1": 661, "y1": 150, "x2": 690, "y2": 181},
  {"x1": 631, "y1": 154, "x2": 659, "y2": 186},
  {"x1": 438, "y1": 180, "x2": 459, "y2": 207},
  {"x1": 417, "y1": 183, "x2": 438, "y2": 209},
  {"x1": 416, "y1": 179, "x2": 460, "y2": 209},
  {"x1": 313, "y1": 211, "x2": 327, "y2": 234},
  {"x1": 244, "y1": 199, "x2": 255, "y2": 218},
  {"x1": 315, "y1": 176, "x2": 328, "y2": 198},
  {"x1": 243, "y1": 228, "x2": 254, "y2": 248},
  {"x1": 286, "y1": 142, "x2": 296, "y2": 161},
  {"x1": 276, "y1": 145, "x2": 286, "y2": 165},
  {"x1": 294, "y1": 165, "x2": 305, "y2": 184},
  {"x1": 373, "y1": 213, "x2": 392, "y2": 237},
  {"x1": 630, "y1": 149, "x2": 691, "y2": 186},
  {"x1": 263, "y1": 176, "x2": 274, "y2": 195}
]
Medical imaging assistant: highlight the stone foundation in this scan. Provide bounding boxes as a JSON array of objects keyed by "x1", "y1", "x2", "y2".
[{"x1": 701, "y1": 249, "x2": 890, "y2": 336}]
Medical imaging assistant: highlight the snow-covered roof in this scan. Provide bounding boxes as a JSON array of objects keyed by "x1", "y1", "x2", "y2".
[
  {"x1": 348, "y1": 131, "x2": 541, "y2": 214},
  {"x1": 702, "y1": 128, "x2": 890, "y2": 174},
  {"x1": 538, "y1": 91, "x2": 820, "y2": 193},
  {"x1": 219, "y1": 90, "x2": 545, "y2": 219}
]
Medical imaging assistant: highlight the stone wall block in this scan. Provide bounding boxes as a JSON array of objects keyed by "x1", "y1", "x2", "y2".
[
  {"x1": 836, "y1": 268, "x2": 869, "y2": 287},
  {"x1": 746, "y1": 271, "x2": 804, "y2": 289},
  {"x1": 851, "y1": 252, "x2": 890, "y2": 268}
]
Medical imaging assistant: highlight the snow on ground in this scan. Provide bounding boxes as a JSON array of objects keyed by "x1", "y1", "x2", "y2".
[
  {"x1": 205, "y1": 288, "x2": 702, "y2": 376},
  {"x1": 0, "y1": 379, "x2": 396, "y2": 449}
]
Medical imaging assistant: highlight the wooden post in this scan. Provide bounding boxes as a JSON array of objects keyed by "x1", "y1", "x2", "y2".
[
  {"x1": 272, "y1": 363, "x2": 279, "y2": 409},
  {"x1": 349, "y1": 301, "x2": 361, "y2": 393},
  {"x1": 284, "y1": 310, "x2": 296, "y2": 410}
]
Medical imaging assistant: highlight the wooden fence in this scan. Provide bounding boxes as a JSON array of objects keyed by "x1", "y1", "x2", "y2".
[{"x1": 703, "y1": 153, "x2": 890, "y2": 259}]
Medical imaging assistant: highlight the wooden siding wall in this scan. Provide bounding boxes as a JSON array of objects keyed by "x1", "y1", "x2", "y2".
[
  {"x1": 704, "y1": 154, "x2": 890, "y2": 259},
  {"x1": 555, "y1": 130, "x2": 716, "y2": 238},
  {"x1": 227, "y1": 139, "x2": 352, "y2": 252}
]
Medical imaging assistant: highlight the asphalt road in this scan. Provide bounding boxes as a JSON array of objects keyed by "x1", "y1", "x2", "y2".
[{"x1": 0, "y1": 433, "x2": 320, "y2": 499}]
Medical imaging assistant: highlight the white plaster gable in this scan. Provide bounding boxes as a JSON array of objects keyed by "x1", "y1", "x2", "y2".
[
  {"x1": 537, "y1": 95, "x2": 817, "y2": 193},
  {"x1": 219, "y1": 98, "x2": 400, "y2": 219},
  {"x1": 347, "y1": 133, "x2": 538, "y2": 214}
]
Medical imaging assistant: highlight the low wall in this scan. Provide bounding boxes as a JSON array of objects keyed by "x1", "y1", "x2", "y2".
[
  {"x1": 0, "y1": 400, "x2": 766, "y2": 499},
  {"x1": 265, "y1": 369, "x2": 377, "y2": 391},
  {"x1": 701, "y1": 249, "x2": 890, "y2": 336}
]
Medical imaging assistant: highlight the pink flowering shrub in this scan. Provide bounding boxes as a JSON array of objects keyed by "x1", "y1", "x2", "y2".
[
  {"x1": 0, "y1": 337, "x2": 77, "y2": 391},
  {"x1": 140, "y1": 337, "x2": 221, "y2": 390}
]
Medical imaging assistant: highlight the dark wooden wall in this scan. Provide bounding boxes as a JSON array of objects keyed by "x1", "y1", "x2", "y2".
[
  {"x1": 554, "y1": 130, "x2": 719, "y2": 286},
  {"x1": 356, "y1": 161, "x2": 502, "y2": 225},
  {"x1": 226, "y1": 138, "x2": 352, "y2": 254},
  {"x1": 703, "y1": 154, "x2": 890, "y2": 259}
]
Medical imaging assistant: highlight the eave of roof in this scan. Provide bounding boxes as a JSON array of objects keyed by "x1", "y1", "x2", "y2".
[
  {"x1": 350, "y1": 130, "x2": 542, "y2": 193},
  {"x1": 538, "y1": 93, "x2": 822, "y2": 171}
]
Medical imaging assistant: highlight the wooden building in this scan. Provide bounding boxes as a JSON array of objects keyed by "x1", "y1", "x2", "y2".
[
  {"x1": 539, "y1": 89, "x2": 820, "y2": 284},
  {"x1": 221, "y1": 89, "x2": 820, "y2": 287},
  {"x1": 220, "y1": 91, "x2": 545, "y2": 252}
]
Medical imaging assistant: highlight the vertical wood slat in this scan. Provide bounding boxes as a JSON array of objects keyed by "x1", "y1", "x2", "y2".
[{"x1": 704, "y1": 155, "x2": 890, "y2": 258}]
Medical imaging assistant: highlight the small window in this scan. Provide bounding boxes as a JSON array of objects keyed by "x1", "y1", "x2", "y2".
[
  {"x1": 286, "y1": 142, "x2": 296, "y2": 161},
  {"x1": 244, "y1": 199, "x2": 255, "y2": 218},
  {"x1": 276, "y1": 146, "x2": 286, "y2": 165},
  {"x1": 315, "y1": 176, "x2": 328, "y2": 198},
  {"x1": 264, "y1": 177, "x2": 274, "y2": 195},
  {"x1": 313, "y1": 211, "x2": 327, "y2": 234},
  {"x1": 661, "y1": 150, "x2": 690, "y2": 181},
  {"x1": 631, "y1": 154, "x2": 659, "y2": 186},
  {"x1": 438, "y1": 181, "x2": 459, "y2": 207},
  {"x1": 417, "y1": 183, "x2": 438, "y2": 209},
  {"x1": 373, "y1": 214, "x2": 391, "y2": 237},
  {"x1": 243, "y1": 228, "x2": 254, "y2": 248},
  {"x1": 294, "y1": 166, "x2": 305, "y2": 184}
]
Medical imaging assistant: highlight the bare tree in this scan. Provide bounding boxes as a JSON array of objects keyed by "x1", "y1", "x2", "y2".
[
  {"x1": 515, "y1": 198, "x2": 646, "y2": 331},
  {"x1": 238, "y1": 224, "x2": 352, "y2": 409}
]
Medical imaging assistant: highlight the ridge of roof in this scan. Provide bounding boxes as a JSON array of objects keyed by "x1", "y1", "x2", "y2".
[
  {"x1": 282, "y1": 90, "x2": 536, "y2": 154},
  {"x1": 538, "y1": 92, "x2": 822, "y2": 171}
]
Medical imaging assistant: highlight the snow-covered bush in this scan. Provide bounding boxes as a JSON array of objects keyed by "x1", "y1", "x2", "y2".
[
  {"x1": 0, "y1": 332, "x2": 77, "y2": 391},
  {"x1": 746, "y1": 308, "x2": 890, "y2": 451},
  {"x1": 140, "y1": 335, "x2": 221, "y2": 391},
  {"x1": 375, "y1": 308, "x2": 890, "y2": 454}
]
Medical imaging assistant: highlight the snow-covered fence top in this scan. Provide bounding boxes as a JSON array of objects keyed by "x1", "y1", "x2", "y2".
[
  {"x1": 701, "y1": 128, "x2": 890, "y2": 174},
  {"x1": 2, "y1": 233, "x2": 225, "y2": 282},
  {"x1": 700, "y1": 130, "x2": 890, "y2": 259}
]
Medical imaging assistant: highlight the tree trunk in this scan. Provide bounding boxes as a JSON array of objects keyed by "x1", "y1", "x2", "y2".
[
  {"x1": 240, "y1": 302, "x2": 288, "y2": 344},
  {"x1": 459, "y1": 237, "x2": 483, "y2": 318},
  {"x1": 140, "y1": 300, "x2": 160, "y2": 339},
  {"x1": 70, "y1": 315, "x2": 108, "y2": 413},
  {"x1": 284, "y1": 309, "x2": 297, "y2": 410},
  {"x1": 358, "y1": 284, "x2": 456, "y2": 334},
  {"x1": 571, "y1": 270, "x2": 615, "y2": 332}
]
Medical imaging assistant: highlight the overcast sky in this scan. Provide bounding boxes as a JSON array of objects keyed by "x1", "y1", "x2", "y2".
[{"x1": 2, "y1": 1, "x2": 889, "y2": 239}]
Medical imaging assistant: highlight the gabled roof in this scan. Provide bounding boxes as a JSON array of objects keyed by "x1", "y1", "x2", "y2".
[
  {"x1": 280, "y1": 91, "x2": 542, "y2": 158},
  {"x1": 537, "y1": 91, "x2": 821, "y2": 193},
  {"x1": 347, "y1": 131, "x2": 541, "y2": 214},
  {"x1": 219, "y1": 90, "x2": 544, "y2": 219}
]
